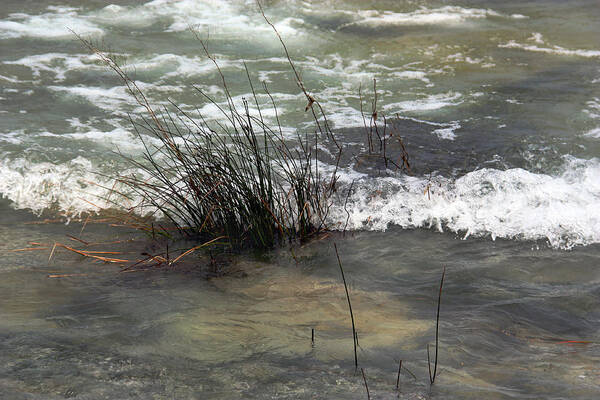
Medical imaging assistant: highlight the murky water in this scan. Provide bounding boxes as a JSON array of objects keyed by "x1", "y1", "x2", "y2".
[
  {"x1": 1, "y1": 0, "x2": 600, "y2": 398},
  {"x1": 1, "y1": 213, "x2": 599, "y2": 399}
]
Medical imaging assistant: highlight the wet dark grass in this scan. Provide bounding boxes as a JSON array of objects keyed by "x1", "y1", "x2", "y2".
[
  {"x1": 120, "y1": 101, "x2": 330, "y2": 250},
  {"x1": 76, "y1": 34, "x2": 337, "y2": 251},
  {"x1": 73, "y1": 4, "x2": 410, "y2": 254}
]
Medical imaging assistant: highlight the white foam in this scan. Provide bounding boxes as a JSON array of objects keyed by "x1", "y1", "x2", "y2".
[
  {"x1": 48, "y1": 83, "x2": 182, "y2": 114},
  {"x1": 445, "y1": 53, "x2": 495, "y2": 68},
  {"x1": 391, "y1": 71, "x2": 431, "y2": 84},
  {"x1": 432, "y1": 122, "x2": 460, "y2": 140},
  {"x1": 0, "y1": 130, "x2": 25, "y2": 145},
  {"x1": 301, "y1": 55, "x2": 375, "y2": 81},
  {"x1": 328, "y1": 157, "x2": 600, "y2": 249},
  {"x1": 341, "y1": 6, "x2": 523, "y2": 28},
  {"x1": 323, "y1": 106, "x2": 370, "y2": 129},
  {"x1": 294, "y1": 55, "x2": 442, "y2": 92},
  {"x1": 4, "y1": 53, "x2": 102, "y2": 81},
  {"x1": 91, "y1": 0, "x2": 302, "y2": 38},
  {"x1": 529, "y1": 32, "x2": 545, "y2": 44},
  {"x1": 0, "y1": 74, "x2": 23, "y2": 83},
  {"x1": 4, "y1": 52, "x2": 242, "y2": 83},
  {"x1": 2, "y1": 151, "x2": 600, "y2": 250},
  {"x1": 48, "y1": 85, "x2": 135, "y2": 113},
  {"x1": 192, "y1": 92, "x2": 290, "y2": 126},
  {"x1": 383, "y1": 92, "x2": 463, "y2": 113},
  {"x1": 63, "y1": 128, "x2": 150, "y2": 154},
  {"x1": 499, "y1": 40, "x2": 600, "y2": 58},
  {"x1": 0, "y1": 10, "x2": 103, "y2": 39},
  {"x1": 90, "y1": 4, "x2": 160, "y2": 28},
  {"x1": 124, "y1": 54, "x2": 239, "y2": 78},
  {"x1": 584, "y1": 98, "x2": 600, "y2": 119},
  {"x1": 1, "y1": 1, "x2": 302, "y2": 42},
  {"x1": 585, "y1": 128, "x2": 600, "y2": 138},
  {"x1": 0, "y1": 157, "x2": 127, "y2": 216}
]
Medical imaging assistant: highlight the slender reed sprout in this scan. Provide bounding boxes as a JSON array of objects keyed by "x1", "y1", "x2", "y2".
[
  {"x1": 361, "y1": 368, "x2": 371, "y2": 400},
  {"x1": 342, "y1": 179, "x2": 356, "y2": 237},
  {"x1": 395, "y1": 359, "x2": 402, "y2": 390},
  {"x1": 334, "y1": 242, "x2": 358, "y2": 369},
  {"x1": 427, "y1": 265, "x2": 446, "y2": 385}
]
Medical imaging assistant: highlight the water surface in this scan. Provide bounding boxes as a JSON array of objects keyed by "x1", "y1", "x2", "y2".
[{"x1": 1, "y1": 0, "x2": 599, "y2": 398}]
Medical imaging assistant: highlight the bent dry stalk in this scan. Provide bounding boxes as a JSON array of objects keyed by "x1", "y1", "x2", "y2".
[
  {"x1": 428, "y1": 265, "x2": 446, "y2": 385},
  {"x1": 395, "y1": 359, "x2": 402, "y2": 390},
  {"x1": 334, "y1": 242, "x2": 358, "y2": 369},
  {"x1": 361, "y1": 368, "x2": 371, "y2": 400}
]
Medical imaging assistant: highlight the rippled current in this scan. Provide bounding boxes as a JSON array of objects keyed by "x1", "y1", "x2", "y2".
[{"x1": 1, "y1": 0, "x2": 599, "y2": 398}]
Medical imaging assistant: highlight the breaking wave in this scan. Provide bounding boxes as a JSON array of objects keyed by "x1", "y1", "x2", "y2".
[
  {"x1": 328, "y1": 156, "x2": 600, "y2": 249},
  {"x1": 1, "y1": 154, "x2": 599, "y2": 249}
]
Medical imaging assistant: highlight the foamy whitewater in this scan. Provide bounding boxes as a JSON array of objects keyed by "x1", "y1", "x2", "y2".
[
  {"x1": 1, "y1": 0, "x2": 600, "y2": 249},
  {"x1": 329, "y1": 157, "x2": 600, "y2": 249}
]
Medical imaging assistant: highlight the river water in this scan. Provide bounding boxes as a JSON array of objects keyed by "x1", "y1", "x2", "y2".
[{"x1": 1, "y1": 0, "x2": 599, "y2": 398}]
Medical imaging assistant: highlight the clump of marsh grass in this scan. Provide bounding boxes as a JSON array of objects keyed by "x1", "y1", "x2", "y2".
[
  {"x1": 75, "y1": 28, "x2": 339, "y2": 250},
  {"x1": 73, "y1": 2, "x2": 412, "y2": 252}
]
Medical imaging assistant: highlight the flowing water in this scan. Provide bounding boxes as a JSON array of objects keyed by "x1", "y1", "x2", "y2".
[{"x1": 1, "y1": 0, "x2": 599, "y2": 398}]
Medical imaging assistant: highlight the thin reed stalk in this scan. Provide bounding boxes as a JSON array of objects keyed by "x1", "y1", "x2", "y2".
[
  {"x1": 428, "y1": 265, "x2": 446, "y2": 385},
  {"x1": 357, "y1": 80, "x2": 411, "y2": 174},
  {"x1": 395, "y1": 359, "x2": 402, "y2": 390},
  {"x1": 334, "y1": 242, "x2": 358, "y2": 369},
  {"x1": 361, "y1": 368, "x2": 371, "y2": 400}
]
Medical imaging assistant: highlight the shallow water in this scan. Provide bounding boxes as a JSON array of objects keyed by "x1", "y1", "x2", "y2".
[
  {"x1": 1, "y1": 214, "x2": 599, "y2": 399},
  {"x1": 1, "y1": 0, "x2": 600, "y2": 398}
]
